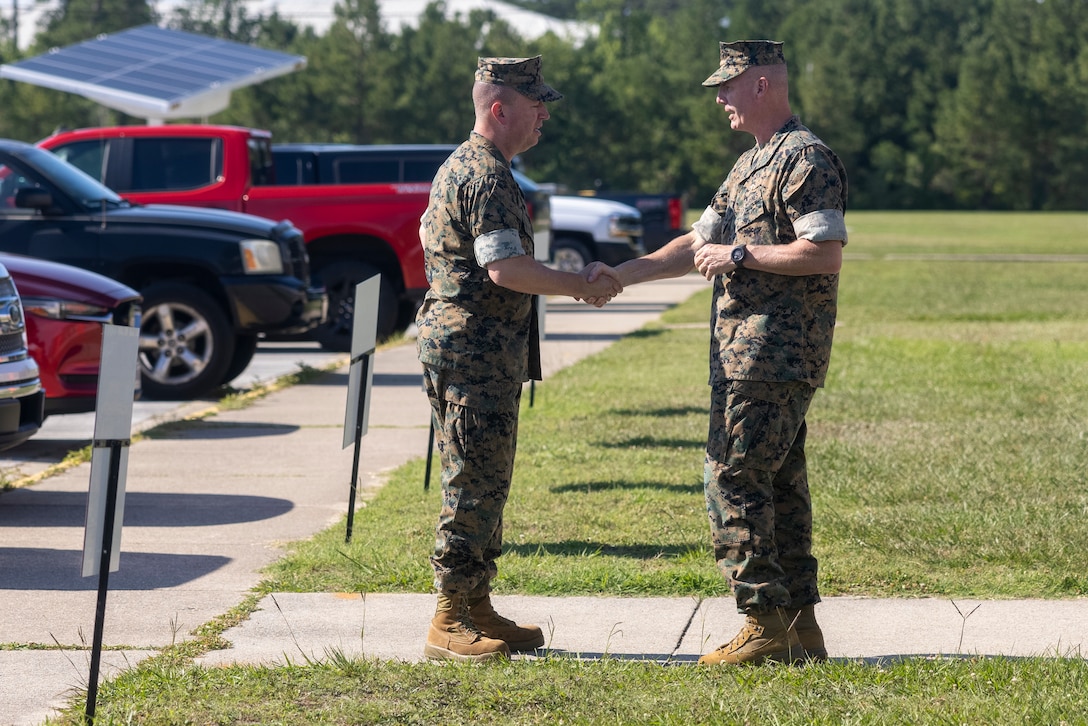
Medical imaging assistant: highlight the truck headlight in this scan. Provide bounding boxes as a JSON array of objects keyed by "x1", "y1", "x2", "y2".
[
  {"x1": 20, "y1": 297, "x2": 112, "y2": 322},
  {"x1": 607, "y1": 213, "x2": 643, "y2": 239},
  {"x1": 240, "y1": 239, "x2": 284, "y2": 274},
  {"x1": 0, "y1": 299, "x2": 24, "y2": 334}
]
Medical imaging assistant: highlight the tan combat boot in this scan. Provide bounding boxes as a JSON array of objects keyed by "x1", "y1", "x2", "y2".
[
  {"x1": 698, "y1": 608, "x2": 802, "y2": 665},
  {"x1": 468, "y1": 594, "x2": 545, "y2": 652},
  {"x1": 424, "y1": 592, "x2": 511, "y2": 663},
  {"x1": 786, "y1": 605, "x2": 828, "y2": 662}
]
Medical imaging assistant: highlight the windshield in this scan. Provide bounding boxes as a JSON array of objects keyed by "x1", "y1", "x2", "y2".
[{"x1": 4, "y1": 145, "x2": 125, "y2": 208}]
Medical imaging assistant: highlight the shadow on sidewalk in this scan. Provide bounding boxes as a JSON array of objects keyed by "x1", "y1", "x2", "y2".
[
  {"x1": 0, "y1": 491, "x2": 293, "y2": 527},
  {"x1": 145, "y1": 421, "x2": 299, "y2": 440},
  {"x1": 0, "y1": 547, "x2": 231, "y2": 590}
]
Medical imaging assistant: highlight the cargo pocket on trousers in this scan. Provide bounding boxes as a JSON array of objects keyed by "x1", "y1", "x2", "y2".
[{"x1": 725, "y1": 381, "x2": 795, "y2": 472}]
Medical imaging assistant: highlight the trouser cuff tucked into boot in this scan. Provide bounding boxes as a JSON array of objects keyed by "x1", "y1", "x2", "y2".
[
  {"x1": 467, "y1": 593, "x2": 545, "y2": 652},
  {"x1": 424, "y1": 592, "x2": 510, "y2": 663}
]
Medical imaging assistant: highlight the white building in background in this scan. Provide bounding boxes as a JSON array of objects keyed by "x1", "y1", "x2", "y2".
[{"x1": 9, "y1": 0, "x2": 595, "y2": 49}]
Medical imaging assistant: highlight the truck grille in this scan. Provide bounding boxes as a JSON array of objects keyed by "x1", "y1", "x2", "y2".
[
  {"x1": 0, "y1": 331, "x2": 25, "y2": 357},
  {"x1": 272, "y1": 222, "x2": 312, "y2": 282}
]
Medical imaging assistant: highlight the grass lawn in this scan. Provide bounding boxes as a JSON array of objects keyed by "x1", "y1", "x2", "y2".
[
  {"x1": 260, "y1": 210, "x2": 1088, "y2": 601},
  {"x1": 51, "y1": 211, "x2": 1088, "y2": 724}
]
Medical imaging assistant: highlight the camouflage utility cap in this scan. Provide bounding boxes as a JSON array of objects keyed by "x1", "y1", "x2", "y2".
[
  {"x1": 702, "y1": 40, "x2": 785, "y2": 87},
  {"x1": 476, "y1": 55, "x2": 563, "y2": 102}
]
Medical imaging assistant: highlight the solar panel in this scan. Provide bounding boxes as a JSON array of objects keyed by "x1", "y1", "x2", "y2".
[{"x1": 0, "y1": 24, "x2": 306, "y2": 121}]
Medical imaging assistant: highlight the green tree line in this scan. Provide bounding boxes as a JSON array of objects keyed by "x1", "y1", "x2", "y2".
[{"x1": 0, "y1": 0, "x2": 1085, "y2": 210}]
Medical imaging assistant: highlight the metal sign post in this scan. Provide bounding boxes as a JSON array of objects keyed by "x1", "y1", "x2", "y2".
[
  {"x1": 423, "y1": 375, "x2": 435, "y2": 491},
  {"x1": 342, "y1": 275, "x2": 381, "y2": 543},
  {"x1": 81, "y1": 324, "x2": 139, "y2": 724},
  {"x1": 530, "y1": 294, "x2": 546, "y2": 407}
]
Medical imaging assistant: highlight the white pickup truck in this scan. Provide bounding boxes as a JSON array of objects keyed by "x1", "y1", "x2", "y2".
[{"x1": 544, "y1": 192, "x2": 645, "y2": 272}]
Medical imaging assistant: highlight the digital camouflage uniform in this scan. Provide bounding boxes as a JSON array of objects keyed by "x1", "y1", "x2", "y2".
[
  {"x1": 416, "y1": 131, "x2": 538, "y2": 597},
  {"x1": 691, "y1": 115, "x2": 848, "y2": 615}
]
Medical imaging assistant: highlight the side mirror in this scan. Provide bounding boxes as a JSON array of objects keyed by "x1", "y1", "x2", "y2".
[{"x1": 14, "y1": 187, "x2": 53, "y2": 209}]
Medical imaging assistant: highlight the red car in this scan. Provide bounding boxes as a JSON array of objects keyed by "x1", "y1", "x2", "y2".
[{"x1": 0, "y1": 254, "x2": 141, "y2": 416}]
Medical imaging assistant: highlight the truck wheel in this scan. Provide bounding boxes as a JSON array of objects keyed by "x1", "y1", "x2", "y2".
[
  {"x1": 138, "y1": 282, "x2": 235, "y2": 400},
  {"x1": 221, "y1": 334, "x2": 259, "y2": 385},
  {"x1": 312, "y1": 261, "x2": 397, "y2": 352},
  {"x1": 551, "y1": 237, "x2": 592, "y2": 273}
]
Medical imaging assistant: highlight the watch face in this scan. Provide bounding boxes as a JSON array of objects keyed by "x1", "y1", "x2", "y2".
[{"x1": 732, "y1": 246, "x2": 745, "y2": 263}]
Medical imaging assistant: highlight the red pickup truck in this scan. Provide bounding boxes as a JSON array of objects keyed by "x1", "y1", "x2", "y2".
[{"x1": 39, "y1": 125, "x2": 429, "y2": 351}]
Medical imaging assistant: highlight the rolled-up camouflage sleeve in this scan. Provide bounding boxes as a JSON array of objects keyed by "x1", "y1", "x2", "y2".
[
  {"x1": 794, "y1": 209, "x2": 847, "y2": 244},
  {"x1": 691, "y1": 205, "x2": 726, "y2": 248},
  {"x1": 475, "y1": 228, "x2": 524, "y2": 266},
  {"x1": 467, "y1": 173, "x2": 532, "y2": 266},
  {"x1": 783, "y1": 146, "x2": 849, "y2": 246}
]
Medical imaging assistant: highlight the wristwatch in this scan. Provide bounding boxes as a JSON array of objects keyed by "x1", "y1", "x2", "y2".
[{"x1": 730, "y1": 245, "x2": 748, "y2": 268}]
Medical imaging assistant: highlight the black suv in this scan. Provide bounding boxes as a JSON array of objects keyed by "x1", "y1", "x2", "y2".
[{"x1": 0, "y1": 139, "x2": 327, "y2": 399}]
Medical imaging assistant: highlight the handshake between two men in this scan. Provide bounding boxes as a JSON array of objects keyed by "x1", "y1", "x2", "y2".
[
  {"x1": 574, "y1": 261, "x2": 625, "y2": 307},
  {"x1": 574, "y1": 230, "x2": 714, "y2": 308}
]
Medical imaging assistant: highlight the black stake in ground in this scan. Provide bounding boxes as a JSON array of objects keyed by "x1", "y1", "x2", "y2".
[{"x1": 85, "y1": 440, "x2": 126, "y2": 725}]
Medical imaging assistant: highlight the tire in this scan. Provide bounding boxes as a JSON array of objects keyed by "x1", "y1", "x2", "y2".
[
  {"x1": 137, "y1": 282, "x2": 235, "y2": 400},
  {"x1": 220, "y1": 334, "x2": 259, "y2": 385},
  {"x1": 311, "y1": 260, "x2": 398, "y2": 352},
  {"x1": 551, "y1": 237, "x2": 592, "y2": 273}
]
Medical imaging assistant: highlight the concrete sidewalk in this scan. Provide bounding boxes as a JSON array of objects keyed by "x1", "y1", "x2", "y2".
[
  {"x1": 1, "y1": 275, "x2": 1086, "y2": 726},
  {"x1": 196, "y1": 593, "x2": 1088, "y2": 667}
]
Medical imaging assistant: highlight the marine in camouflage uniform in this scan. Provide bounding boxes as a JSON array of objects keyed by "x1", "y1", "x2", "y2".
[
  {"x1": 693, "y1": 41, "x2": 848, "y2": 664},
  {"x1": 416, "y1": 56, "x2": 622, "y2": 662},
  {"x1": 607, "y1": 40, "x2": 848, "y2": 665}
]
